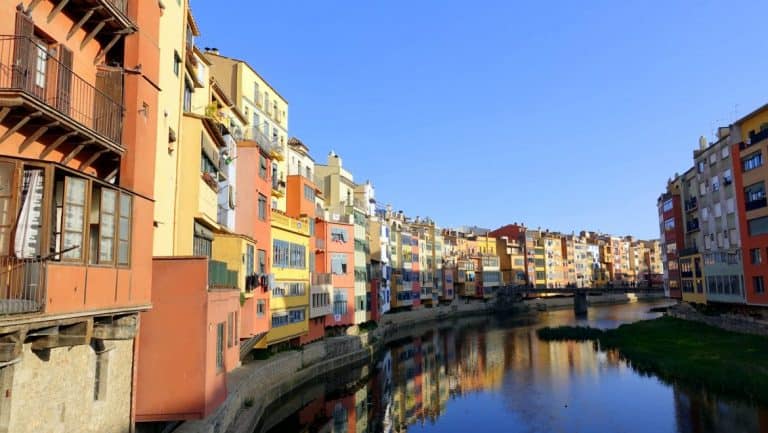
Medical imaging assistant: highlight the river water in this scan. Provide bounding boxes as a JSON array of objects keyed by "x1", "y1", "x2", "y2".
[{"x1": 257, "y1": 301, "x2": 768, "y2": 433}]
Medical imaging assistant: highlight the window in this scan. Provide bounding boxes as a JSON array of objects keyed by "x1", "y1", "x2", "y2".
[
  {"x1": 664, "y1": 218, "x2": 675, "y2": 231},
  {"x1": 259, "y1": 155, "x2": 267, "y2": 179},
  {"x1": 118, "y1": 194, "x2": 132, "y2": 266},
  {"x1": 173, "y1": 50, "x2": 181, "y2": 76},
  {"x1": 58, "y1": 176, "x2": 86, "y2": 261},
  {"x1": 16, "y1": 167, "x2": 44, "y2": 258},
  {"x1": 723, "y1": 169, "x2": 733, "y2": 184},
  {"x1": 750, "y1": 216, "x2": 768, "y2": 236},
  {"x1": 750, "y1": 248, "x2": 762, "y2": 265},
  {"x1": 289, "y1": 308, "x2": 305, "y2": 323},
  {"x1": 304, "y1": 184, "x2": 315, "y2": 201},
  {"x1": 754, "y1": 276, "x2": 765, "y2": 294},
  {"x1": 273, "y1": 239, "x2": 289, "y2": 268},
  {"x1": 253, "y1": 82, "x2": 260, "y2": 103},
  {"x1": 258, "y1": 249, "x2": 266, "y2": 274},
  {"x1": 256, "y1": 300, "x2": 266, "y2": 317},
  {"x1": 744, "y1": 182, "x2": 766, "y2": 210},
  {"x1": 183, "y1": 81, "x2": 192, "y2": 112},
  {"x1": 697, "y1": 161, "x2": 705, "y2": 173},
  {"x1": 331, "y1": 228, "x2": 348, "y2": 243},
  {"x1": 662, "y1": 199, "x2": 673, "y2": 212},
  {"x1": 193, "y1": 222, "x2": 213, "y2": 257},
  {"x1": 252, "y1": 113, "x2": 260, "y2": 135},
  {"x1": 711, "y1": 176, "x2": 720, "y2": 192},
  {"x1": 0, "y1": 162, "x2": 14, "y2": 255},
  {"x1": 331, "y1": 253, "x2": 348, "y2": 275},
  {"x1": 272, "y1": 312, "x2": 288, "y2": 327},
  {"x1": 333, "y1": 290, "x2": 348, "y2": 315},
  {"x1": 289, "y1": 243, "x2": 306, "y2": 268},
  {"x1": 699, "y1": 182, "x2": 707, "y2": 195},
  {"x1": 216, "y1": 323, "x2": 224, "y2": 372},
  {"x1": 722, "y1": 146, "x2": 730, "y2": 159},
  {"x1": 742, "y1": 152, "x2": 763, "y2": 172},
  {"x1": 227, "y1": 312, "x2": 234, "y2": 348},
  {"x1": 90, "y1": 187, "x2": 115, "y2": 265},
  {"x1": 246, "y1": 244, "x2": 255, "y2": 276},
  {"x1": 258, "y1": 194, "x2": 267, "y2": 221}
]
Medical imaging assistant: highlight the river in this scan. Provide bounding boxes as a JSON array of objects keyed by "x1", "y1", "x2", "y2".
[{"x1": 254, "y1": 301, "x2": 768, "y2": 433}]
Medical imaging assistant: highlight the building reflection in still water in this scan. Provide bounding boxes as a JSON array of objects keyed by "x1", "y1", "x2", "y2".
[{"x1": 262, "y1": 317, "x2": 768, "y2": 433}]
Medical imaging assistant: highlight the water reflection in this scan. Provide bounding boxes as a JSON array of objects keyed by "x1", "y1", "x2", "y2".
[{"x1": 259, "y1": 302, "x2": 768, "y2": 433}]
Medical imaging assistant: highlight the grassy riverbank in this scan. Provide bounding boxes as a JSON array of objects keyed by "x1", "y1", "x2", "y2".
[{"x1": 538, "y1": 316, "x2": 768, "y2": 403}]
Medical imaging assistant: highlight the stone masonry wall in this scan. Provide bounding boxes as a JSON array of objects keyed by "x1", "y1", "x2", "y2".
[{"x1": 7, "y1": 339, "x2": 134, "y2": 433}]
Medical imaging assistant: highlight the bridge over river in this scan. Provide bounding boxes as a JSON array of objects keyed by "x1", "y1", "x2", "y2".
[{"x1": 495, "y1": 284, "x2": 666, "y2": 314}]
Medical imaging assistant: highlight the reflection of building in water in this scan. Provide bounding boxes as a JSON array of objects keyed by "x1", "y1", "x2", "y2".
[
  {"x1": 673, "y1": 387, "x2": 768, "y2": 433},
  {"x1": 378, "y1": 350, "x2": 394, "y2": 433}
]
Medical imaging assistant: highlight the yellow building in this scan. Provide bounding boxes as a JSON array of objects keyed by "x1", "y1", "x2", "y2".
[
  {"x1": 206, "y1": 50, "x2": 289, "y2": 212},
  {"x1": 152, "y1": 1, "x2": 190, "y2": 256},
  {"x1": 542, "y1": 233, "x2": 566, "y2": 288},
  {"x1": 267, "y1": 211, "x2": 311, "y2": 345}
]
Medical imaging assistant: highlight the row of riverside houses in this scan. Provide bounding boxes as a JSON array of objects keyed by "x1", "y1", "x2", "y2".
[
  {"x1": 658, "y1": 102, "x2": 768, "y2": 310},
  {"x1": 0, "y1": 1, "x2": 663, "y2": 432}
]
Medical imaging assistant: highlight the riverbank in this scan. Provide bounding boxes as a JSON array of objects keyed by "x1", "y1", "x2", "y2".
[{"x1": 538, "y1": 316, "x2": 768, "y2": 404}]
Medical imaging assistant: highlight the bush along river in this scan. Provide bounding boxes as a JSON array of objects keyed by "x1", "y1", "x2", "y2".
[{"x1": 251, "y1": 301, "x2": 768, "y2": 433}]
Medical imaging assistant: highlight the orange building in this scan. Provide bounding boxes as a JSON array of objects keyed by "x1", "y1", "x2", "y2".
[
  {"x1": 234, "y1": 140, "x2": 273, "y2": 344},
  {"x1": 316, "y1": 217, "x2": 355, "y2": 328},
  {"x1": 0, "y1": 1, "x2": 159, "y2": 431}
]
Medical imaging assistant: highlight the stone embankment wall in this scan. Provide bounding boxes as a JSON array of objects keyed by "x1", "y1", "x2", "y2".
[{"x1": 668, "y1": 303, "x2": 768, "y2": 337}]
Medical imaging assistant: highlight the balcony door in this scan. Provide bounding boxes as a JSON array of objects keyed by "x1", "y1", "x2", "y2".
[{"x1": 12, "y1": 11, "x2": 48, "y2": 101}]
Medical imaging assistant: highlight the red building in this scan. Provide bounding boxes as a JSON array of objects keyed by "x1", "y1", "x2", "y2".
[
  {"x1": 732, "y1": 106, "x2": 768, "y2": 306},
  {"x1": 658, "y1": 183, "x2": 685, "y2": 300}
]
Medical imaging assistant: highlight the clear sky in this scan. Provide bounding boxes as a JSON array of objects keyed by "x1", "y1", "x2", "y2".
[{"x1": 191, "y1": 0, "x2": 768, "y2": 239}]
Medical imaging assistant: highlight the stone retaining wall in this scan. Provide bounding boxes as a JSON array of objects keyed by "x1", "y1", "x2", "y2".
[{"x1": 669, "y1": 305, "x2": 768, "y2": 337}]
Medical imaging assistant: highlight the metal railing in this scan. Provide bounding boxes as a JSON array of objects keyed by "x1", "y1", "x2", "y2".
[
  {"x1": 208, "y1": 260, "x2": 238, "y2": 289},
  {"x1": 0, "y1": 256, "x2": 47, "y2": 315},
  {"x1": 0, "y1": 36, "x2": 124, "y2": 144}
]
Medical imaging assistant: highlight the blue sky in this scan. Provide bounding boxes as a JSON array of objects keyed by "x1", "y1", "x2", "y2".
[{"x1": 191, "y1": 0, "x2": 768, "y2": 239}]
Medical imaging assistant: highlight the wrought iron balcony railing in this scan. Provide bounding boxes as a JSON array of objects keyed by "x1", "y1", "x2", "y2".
[{"x1": 0, "y1": 36, "x2": 124, "y2": 146}]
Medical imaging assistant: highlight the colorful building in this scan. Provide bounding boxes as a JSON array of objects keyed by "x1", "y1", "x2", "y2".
[
  {"x1": 137, "y1": 6, "x2": 242, "y2": 423},
  {"x1": 0, "y1": 1, "x2": 158, "y2": 430}
]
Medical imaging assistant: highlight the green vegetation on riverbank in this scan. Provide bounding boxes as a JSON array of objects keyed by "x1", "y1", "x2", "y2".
[{"x1": 537, "y1": 316, "x2": 768, "y2": 404}]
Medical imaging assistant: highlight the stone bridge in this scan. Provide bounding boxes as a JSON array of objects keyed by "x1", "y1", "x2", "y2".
[{"x1": 496, "y1": 285, "x2": 666, "y2": 315}]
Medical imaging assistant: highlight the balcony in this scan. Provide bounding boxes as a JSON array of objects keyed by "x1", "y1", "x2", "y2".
[
  {"x1": 746, "y1": 197, "x2": 767, "y2": 212},
  {"x1": 271, "y1": 211, "x2": 310, "y2": 236},
  {"x1": 271, "y1": 178, "x2": 285, "y2": 198},
  {"x1": 748, "y1": 128, "x2": 768, "y2": 148},
  {"x1": 50, "y1": 0, "x2": 138, "y2": 35},
  {"x1": 684, "y1": 197, "x2": 698, "y2": 212},
  {"x1": 0, "y1": 36, "x2": 124, "y2": 154},
  {"x1": 0, "y1": 256, "x2": 47, "y2": 315},
  {"x1": 208, "y1": 260, "x2": 238, "y2": 290},
  {"x1": 679, "y1": 246, "x2": 699, "y2": 257}
]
